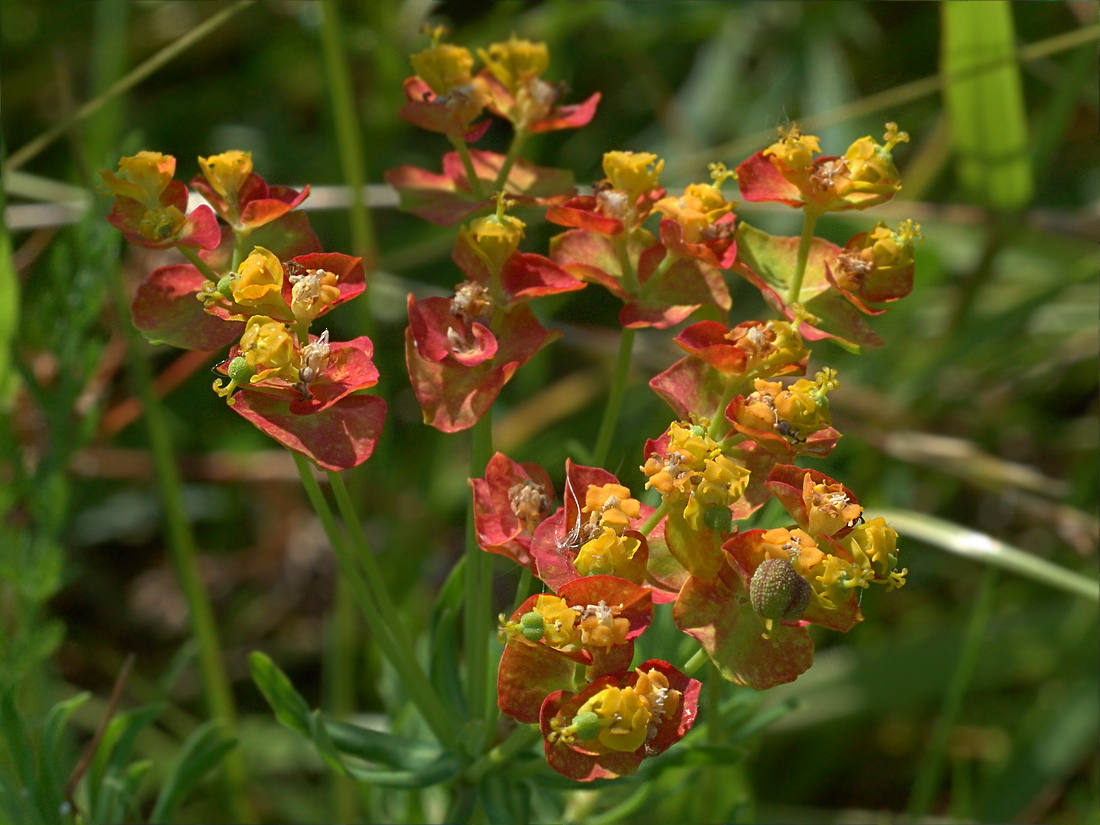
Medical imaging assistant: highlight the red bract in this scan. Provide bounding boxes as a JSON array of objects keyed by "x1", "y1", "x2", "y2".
[
  {"x1": 216, "y1": 334, "x2": 385, "y2": 471},
  {"x1": 217, "y1": 335, "x2": 380, "y2": 415},
  {"x1": 539, "y1": 660, "x2": 700, "y2": 781},
  {"x1": 673, "y1": 569, "x2": 815, "y2": 690},
  {"x1": 397, "y1": 76, "x2": 493, "y2": 142},
  {"x1": 190, "y1": 170, "x2": 309, "y2": 234},
  {"x1": 732, "y1": 222, "x2": 883, "y2": 352},
  {"x1": 550, "y1": 228, "x2": 730, "y2": 329},
  {"x1": 385, "y1": 150, "x2": 576, "y2": 226},
  {"x1": 470, "y1": 452, "x2": 555, "y2": 569},
  {"x1": 498, "y1": 576, "x2": 653, "y2": 723},
  {"x1": 132, "y1": 264, "x2": 244, "y2": 351},
  {"x1": 232, "y1": 393, "x2": 386, "y2": 472},
  {"x1": 452, "y1": 232, "x2": 584, "y2": 306},
  {"x1": 529, "y1": 461, "x2": 652, "y2": 592},
  {"x1": 405, "y1": 298, "x2": 557, "y2": 432},
  {"x1": 480, "y1": 73, "x2": 601, "y2": 134}
]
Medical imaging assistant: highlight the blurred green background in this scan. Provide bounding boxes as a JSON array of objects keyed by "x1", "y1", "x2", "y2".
[{"x1": 2, "y1": 1, "x2": 1097, "y2": 823}]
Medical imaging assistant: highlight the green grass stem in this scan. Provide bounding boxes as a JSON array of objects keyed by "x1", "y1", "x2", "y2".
[
  {"x1": 318, "y1": 1, "x2": 377, "y2": 281},
  {"x1": 907, "y1": 565, "x2": 998, "y2": 820},
  {"x1": 4, "y1": 1, "x2": 252, "y2": 173},
  {"x1": 874, "y1": 509, "x2": 1099, "y2": 602},
  {"x1": 292, "y1": 455, "x2": 458, "y2": 748},
  {"x1": 591, "y1": 327, "x2": 635, "y2": 468},
  {"x1": 108, "y1": 268, "x2": 253, "y2": 823},
  {"x1": 465, "y1": 412, "x2": 496, "y2": 752}
]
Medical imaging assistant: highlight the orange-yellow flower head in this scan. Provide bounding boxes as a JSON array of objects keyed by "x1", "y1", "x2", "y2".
[
  {"x1": 478, "y1": 35, "x2": 549, "y2": 96},
  {"x1": 463, "y1": 194, "x2": 526, "y2": 275},
  {"x1": 228, "y1": 246, "x2": 290, "y2": 318},
  {"x1": 602, "y1": 151, "x2": 664, "y2": 203},
  {"x1": 198, "y1": 150, "x2": 253, "y2": 205},
  {"x1": 410, "y1": 41, "x2": 475, "y2": 96},
  {"x1": 100, "y1": 151, "x2": 177, "y2": 209},
  {"x1": 764, "y1": 125, "x2": 821, "y2": 175}
]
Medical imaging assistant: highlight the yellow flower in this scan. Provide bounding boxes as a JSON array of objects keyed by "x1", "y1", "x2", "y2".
[
  {"x1": 230, "y1": 247, "x2": 290, "y2": 318},
  {"x1": 577, "y1": 600, "x2": 631, "y2": 650},
  {"x1": 574, "y1": 526, "x2": 641, "y2": 577},
  {"x1": 238, "y1": 316, "x2": 299, "y2": 383},
  {"x1": 803, "y1": 476, "x2": 862, "y2": 538},
  {"x1": 602, "y1": 151, "x2": 664, "y2": 203},
  {"x1": 288, "y1": 264, "x2": 341, "y2": 325},
  {"x1": 763, "y1": 125, "x2": 821, "y2": 174},
  {"x1": 575, "y1": 685, "x2": 651, "y2": 753},
  {"x1": 533, "y1": 595, "x2": 580, "y2": 648},
  {"x1": 199, "y1": 150, "x2": 253, "y2": 203},
  {"x1": 463, "y1": 195, "x2": 526, "y2": 275},
  {"x1": 410, "y1": 41, "x2": 475, "y2": 96},
  {"x1": 582, "y1": 483, "x2": 640, "y2": 535},
  {"x1": 478, "y1": 35, "x2": 549, "y2": 96},
  {"x1": 100, "y1": 151, "x2": 176, "y2": 209},
  {"x1": 843, "y1": 123, "x2": 909, "y2": 192}
]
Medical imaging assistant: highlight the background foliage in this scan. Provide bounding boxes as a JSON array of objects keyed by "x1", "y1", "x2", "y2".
[{"x1": 1, "y1": 1, "x2": 1097, "y2": 823}]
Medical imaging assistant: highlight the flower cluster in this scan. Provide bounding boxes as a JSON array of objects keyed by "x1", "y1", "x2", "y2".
[
  {"x1": 445, "y1": 49, "x2": 918, "y2": 772},
  {"x1": 101, "y1": 151, "x2": 384, "y2": 471}
]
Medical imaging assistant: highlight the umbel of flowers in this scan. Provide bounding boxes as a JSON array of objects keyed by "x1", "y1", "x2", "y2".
[
  {"x1": 440, "y1": 32, "x2": 918, "y2": 779},
  {"x1": 101, "y1": 150, "x2": 384, "y2": 471}
]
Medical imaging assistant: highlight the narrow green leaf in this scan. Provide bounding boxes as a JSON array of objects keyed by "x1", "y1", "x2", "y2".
[
  {"x1": 873, "y1": 509, "x2": 1099, "y2": 602},
  {"x1": 248, "y1": 651, "x2": 311, "y2": 739},
  {"x1": 324, "y1": 720, "x2": 444, "y2": 771},
  {"x1": 337, "y1": 753, "x2": 463, "y2": 789},
  {"x1": 87, "y1": 703, "x2": 164, "y2": 819},
  {"x1": 37, "y1": 693, "x2": 90, "y2": 817},
  {"x1": 148, "y1": 721, "x2": 236, "y2": 825},
  {"x1": 942, "y1": 2, "x2": 1033, "y2": 209}
]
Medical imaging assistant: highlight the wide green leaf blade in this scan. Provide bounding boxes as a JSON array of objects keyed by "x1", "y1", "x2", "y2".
[{"x1": 942, "y1": 1, "x2": 1033, "y2": 209}]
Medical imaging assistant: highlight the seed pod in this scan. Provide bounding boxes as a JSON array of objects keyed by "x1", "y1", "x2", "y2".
[
  {"x1": 572, "y1": 711, "x2": 602, "y2": 741},
  {"x1": 703, "y1": 505, "x2": 733, "y2": 533},
  {"x1": 217, "y1": 273, "x2": 237, "y2": 301},
  {"x1": 749, "y1": 557, "x2": 812, "y2": 622},
  {"x1": 227, "y1": 356, "x2": 254, "y2": 384},
  {"x1": 519, "y1": 610, "x2": 544, "y2": 642}
]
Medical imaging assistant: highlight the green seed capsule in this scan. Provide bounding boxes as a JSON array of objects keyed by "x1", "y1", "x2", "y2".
[
  {"x1": 703, "y1": 505, "x2": 733, "y2": 533},
  {"x1": 519, "y1": 611, "x2": 544, "y2": 641},
  {"x1": 749, "y1": 557, "x2": 812, "y2": 622},
  {"x1": 572, "y1": 711, "x2": 602, "y2": 741},
  {"x1": 217, "y1": 274, "x2": 237, "y2": 301},
  {"x1": 227, "y1": 356, "x2": 254, "y2": 384}
]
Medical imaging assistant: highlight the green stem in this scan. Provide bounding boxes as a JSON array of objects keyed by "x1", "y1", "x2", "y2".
[
  {"x1": 683, "y1": 647, "x2": 709, "y2": 677},
  {"x1": 707, "y1": 376, "x2": 742, "y2": 442},
  {"x1": 907, "y1": 565, "x2": 998, "y2": 820},
  {"x1": 109, "y1": 270, "x2": 253, "y2": 823},
  {"x1": 465, "y1": 411, "x2": 496, "y2": 750},
  {"x1": 786, "y1": 208, "x2": 820, "y2": 305},
  {"x1": 491, "y1": 129, "x2": 528, "y2": 193},
  {"x1": 293, "y1": 455, "x2": 457, "y2": 747},
  {"x1": 591, "y1": 327, "x2": 636, "y2": 467},
  {"x1": 178, "y1": 246, "x2": 221, "y2": 284},
  {"x1": 325, "y1": 575, "x2": 358, "y2": 824},
  {"x1": 639, "y1": 500, "x2": 671, "y2": 537},
  {"x1": 464, "y1": 724, "x2": 541, "y2": 783},
  {"x1": 451, "y1": 137, "x2": 486, "y2": 201},
  {"x1": 319, "y1": 0, "x2": 377, "y2": 335}
]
